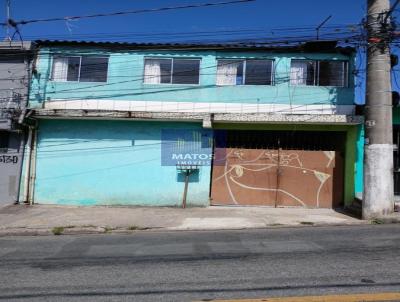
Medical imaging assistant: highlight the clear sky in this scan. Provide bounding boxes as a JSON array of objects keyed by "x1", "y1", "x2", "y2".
[
  {"x1": 1, "y1": 0, "x2": 366, "y2": 41},
  {"x1": 0, "y1": 0, "x2": 380, "y2": 104}
]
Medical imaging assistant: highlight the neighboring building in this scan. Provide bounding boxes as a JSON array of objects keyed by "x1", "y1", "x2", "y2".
[
  {"x1": 24, "y1": 40, "x2": 363, "y2": 208},
  {"x1": 0, "y1": 41, "x2": 32, "y2": 205},
  {"x1": 392, "y1": 108, "x2": 400, "y2": 199}
]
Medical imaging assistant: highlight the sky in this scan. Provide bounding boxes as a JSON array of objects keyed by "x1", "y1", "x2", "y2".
[
  {"x1": 0, "y1": 0, "x2": 380, "y2": 103},
  {"x1": 1, "y1": 0, "x2": 366, "y2": 41}
]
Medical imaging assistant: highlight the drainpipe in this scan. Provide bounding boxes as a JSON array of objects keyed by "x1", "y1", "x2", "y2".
[
  {"x1": 182, "y1": 170, "x2": 190, "y2": 209},
  {"x1": 23, "y1": 122, "x2": 37, "y2": 205},
  {"x1": 28, "y1": 126, "x2": 38, "y2": 205},
  {"x1": 15, "y1": 128, "x2": 26, "y2": 204},
  {"x1": 16, "y1": 54, "x2": 32, "y2": 203},
  {"x1": 23, "y1": 126, "x2": 32, "y2": 204}
]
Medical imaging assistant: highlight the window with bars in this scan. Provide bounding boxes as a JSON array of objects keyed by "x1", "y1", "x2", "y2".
[
  {"x1": 51, "y1": 56, "x2": 109, "y2": 82},
  {"x1": 143, "y1": 58, "x2": 200, "y2": 85},
  {"x1": 290, "y1": 60, "x2": 348, "y2": 87},
  {"x1": 216, "y1": 59, "x2": 273, "y2": 86}
]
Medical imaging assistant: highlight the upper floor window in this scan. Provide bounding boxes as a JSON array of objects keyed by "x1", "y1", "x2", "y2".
[
  {"x1": 52, "y1": 56, "x2": 109, "y2": 83},
  {"x1": 144, "y1": 58, "x2": 200, "y2": 85},
  {"x1": 216, "y1": 59, "x2": 273, "y2": 86},
  {"x1": 290, "y1": 60, "x2": 348, "y2": 87}
]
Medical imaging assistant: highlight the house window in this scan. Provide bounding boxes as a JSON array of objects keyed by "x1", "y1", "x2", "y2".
[
  {"x1": 144, "y1": 58, "x2": 200, "y2": 85},
  {"x1": 52, "y1": 56, "x2": 109, "y2": 82},
  {"x1": 290, "y1": 60, "x2": 316, "y2": 86},
  {"x1": 319, "y1": 61, "x2": 348, "y2": 87},
  {"x1": 216, "y1": 59, "x2": 273, "y2": 86},
  {"x1": 290, "y1": 60, "x2": 348, "y2": 87}
]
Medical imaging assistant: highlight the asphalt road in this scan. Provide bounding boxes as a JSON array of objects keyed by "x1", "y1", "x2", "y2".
[{"x1": 1, "y1": 225, "x2": 400, "y2": 302}]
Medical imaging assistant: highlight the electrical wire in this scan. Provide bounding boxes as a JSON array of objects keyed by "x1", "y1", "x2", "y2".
[{"x1": 1, "y1": 0, "x2": 255, "y2": 26}]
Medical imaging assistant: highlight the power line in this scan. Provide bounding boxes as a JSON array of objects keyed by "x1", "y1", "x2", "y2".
[
  {"x1": 0, "y1": 43, "x2": 361, "y2": 101},
  {"x1": 31, "y1": 54, "x2": 354, "y2": 93},
  {"x1": 0, "y1": 31, "x2": 363, "y2": 61},
  {"x1": 15, "y1": 23, "x2": 360, "y2": 40},
  {"x1": 384, "y1": 0, "x2": 400, "y2": 23},
  {"x1": 1, "y1": 0, "x2": 255, "y2": 26},
  {"x1": 0, "y1": 31, "x2": 363, "y2": 81}
]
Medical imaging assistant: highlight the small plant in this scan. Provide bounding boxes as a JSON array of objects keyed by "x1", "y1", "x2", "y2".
[
  {"x1": 104, "y1": 226, "x2": 114, "y2": 233},
  {"x1": 127, "y1": 225, "x2": 139, "y2": 231},
  {"x1": 52, "y1": 226, "x2": 64, "y2": 235},
  {"x1": 371, "y1": 218, "x2": 384, "y2": 225},
  {"x1": 300, "y1": 221, "x2": 314, "y2": 226}
]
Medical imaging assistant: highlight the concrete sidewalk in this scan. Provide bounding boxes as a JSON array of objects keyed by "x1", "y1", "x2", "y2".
[{"x1": 0, "y1": 204, "x2": 376, "y2": 236}]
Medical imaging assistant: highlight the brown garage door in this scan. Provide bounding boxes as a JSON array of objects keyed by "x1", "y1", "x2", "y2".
[{"x1": 211, "y1": 148, "x2": 343, "y2": 208}]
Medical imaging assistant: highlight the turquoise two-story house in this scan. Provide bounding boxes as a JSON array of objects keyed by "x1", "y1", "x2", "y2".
[{"x1": 22, "y1": 40, "x2": 363, "y2": 208}]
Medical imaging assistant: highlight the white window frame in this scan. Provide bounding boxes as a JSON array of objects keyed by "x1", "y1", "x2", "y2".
[
  {"x1": 216, "y1": 59, "x2": 274, "y2": 86},
  {"x1": 51, "y1": 55, "x2": 109, "y2": 83},
  {"x1": 143, "y1": 57, "x2": 201, "y2": 85}
]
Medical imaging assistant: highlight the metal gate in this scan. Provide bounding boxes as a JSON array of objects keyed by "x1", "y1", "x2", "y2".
[{"x1": 211, "y1": 147, "x2": 343, "y2": 208}]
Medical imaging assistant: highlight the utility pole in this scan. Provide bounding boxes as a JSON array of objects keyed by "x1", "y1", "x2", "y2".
[
  {"x1": 5, "y1": 0, "x2": 11, "y2": 41},
  {"x1": 363, "y1": 0, "x2": 394, "y2": 219}
]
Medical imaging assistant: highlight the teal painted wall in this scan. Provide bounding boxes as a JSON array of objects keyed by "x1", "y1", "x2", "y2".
[
  {"x1": 353, "y1": 107, "x2": 400, "y2": 196},
  {"x1": 355, "y1": 124, "x2": 364, "y2": 196},
  {"x1": 31, "y1": 118, "x2": 364, "y2": 206},
  {"x1": 30, "y1": 47, "x2": 355, "y2": 108},
  {"x1": 33, "y1": 119, "x2": 211, "y2": 206}
]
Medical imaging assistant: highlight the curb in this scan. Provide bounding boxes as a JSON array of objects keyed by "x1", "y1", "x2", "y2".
[
  {"x1": 0, "y1": 229, "x2": 52, "y2": 237},
  {"x1": 0, "y1": 225, "x2": 159, "y2": 237},
  {"x1": 0, "y1": 220, "x2": 381, "y2": 237}
]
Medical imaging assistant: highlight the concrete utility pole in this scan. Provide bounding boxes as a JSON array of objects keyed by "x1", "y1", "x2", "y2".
[
  {"x1": 5, "y1": 0, "x2": 11, "y2": 41},
  {"x1": 363, "y1": 0, "x2": 394, "y2": 219}
]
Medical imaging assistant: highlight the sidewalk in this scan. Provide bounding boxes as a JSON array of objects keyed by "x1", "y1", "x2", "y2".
[{"x1": 0, "y1": 203, "x2": 378, "y2": 236}]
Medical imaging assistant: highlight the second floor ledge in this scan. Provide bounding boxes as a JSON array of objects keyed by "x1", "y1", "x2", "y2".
[
  {"x1": 31, "y1": 108, "x2": 364, "y2": 126},
  {"x1": 37, "y1": 99, "x2": 356, "y2": 116}
]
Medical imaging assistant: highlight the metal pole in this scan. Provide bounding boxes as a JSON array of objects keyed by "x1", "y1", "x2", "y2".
[
  {"x1": 182, "y1": 170, "x2": 189, "y2": 208},
  {"x1": 316, "y1": 15, "x2": 332, "y2": 40},
  {"x1": 23, "y1": 126, "x2": 33, "y2": 204},
  {"x1": 275, "y1": 147, "x2": 281, "y2": 208},
  {"x1": 28, "y1": 127, "x2": 37, "y2": 205},
  {"x1": 5, "y1": 0, "x2": 11, "y2": 41},
  {"x1": 363, "y1": 0, "x2": 394, "y2": 219}
]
